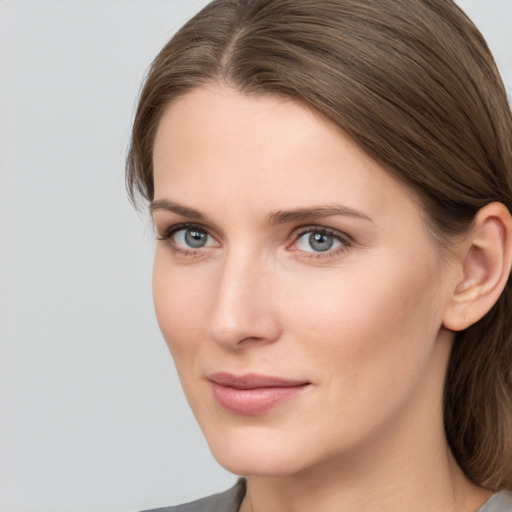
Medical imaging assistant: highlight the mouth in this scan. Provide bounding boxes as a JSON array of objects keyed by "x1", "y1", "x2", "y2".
[{"x1": 208, "y1": 372, "x2": 311, "y2": 415}]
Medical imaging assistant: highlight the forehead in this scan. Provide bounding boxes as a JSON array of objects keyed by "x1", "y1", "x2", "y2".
[{"x1": 152, "y1": 86, "x2": 418, "y2": 225}]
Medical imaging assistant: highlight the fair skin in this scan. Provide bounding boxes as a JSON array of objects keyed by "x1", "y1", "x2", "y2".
[{"x1": 151, "y1": 86, "x2": 511, "y2": 512}]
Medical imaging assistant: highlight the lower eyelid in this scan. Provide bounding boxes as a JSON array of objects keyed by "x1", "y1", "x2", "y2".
[{"x1": 170, "y1": 247, "x2": 207, "y2": 258}]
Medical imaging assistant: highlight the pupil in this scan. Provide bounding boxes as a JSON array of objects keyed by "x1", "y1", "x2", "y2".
[
  {"x1": 309, "y1": 232, "x2": 333, "y2": 252},
  {"x1": 185, "y1": 229, "x2": 206, "y2": 248}
]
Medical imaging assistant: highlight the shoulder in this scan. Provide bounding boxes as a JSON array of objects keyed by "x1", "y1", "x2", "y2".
[
  {"x1": 477, "y1": 491, "x2": 512, "y2": 512},
  {"x1": 140, "y1": 479, "x2": 246, "y2": 512}
]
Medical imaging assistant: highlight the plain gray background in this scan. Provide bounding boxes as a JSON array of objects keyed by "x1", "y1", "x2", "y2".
[{"x1": 0, "y1": 1, "x2": 511, "y2": 511}]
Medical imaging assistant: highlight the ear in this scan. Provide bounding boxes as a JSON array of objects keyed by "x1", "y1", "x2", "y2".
[{"x1": 443, "y1": 202, "x2": 512, "y2": 332}]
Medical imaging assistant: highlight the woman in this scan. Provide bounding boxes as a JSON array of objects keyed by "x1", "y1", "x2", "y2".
[{"x1": 127, "y1": 0, "x2": 512, "y2": 510}]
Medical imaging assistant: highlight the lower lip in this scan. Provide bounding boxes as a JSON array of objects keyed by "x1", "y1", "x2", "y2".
[{"x1": 210, "y1": 382, "x2": 310, "y2": 415}]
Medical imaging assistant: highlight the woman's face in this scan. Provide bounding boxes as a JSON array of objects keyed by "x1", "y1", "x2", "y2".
[{"x1": 151, "y1": 86, "x2": 458, "y2": 477}]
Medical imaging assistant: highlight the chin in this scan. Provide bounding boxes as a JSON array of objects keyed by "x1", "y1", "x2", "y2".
[
  {"x1": 212, "y1": 445, "x2": 307, "y2": 477},
  {"x1": 202, "y1": 423, "x2": 325, "y2": 477}
]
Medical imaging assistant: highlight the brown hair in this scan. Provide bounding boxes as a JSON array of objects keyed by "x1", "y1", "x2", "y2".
[{"x1": 126, "y1": 0, "x2": 512, "y2": 490}]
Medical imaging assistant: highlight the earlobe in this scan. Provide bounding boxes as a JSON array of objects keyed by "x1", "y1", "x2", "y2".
[{"x1": 443, "y1": 202, "x2": 512, "y2": 332}]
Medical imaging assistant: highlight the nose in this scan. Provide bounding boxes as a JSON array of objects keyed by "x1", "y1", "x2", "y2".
[{"x1": 207, "y1": 251, "x2": 282, "y2": 350}]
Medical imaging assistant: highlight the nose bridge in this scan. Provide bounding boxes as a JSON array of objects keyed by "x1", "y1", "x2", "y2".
[{"x1": 208, "y1": 245, "x2": 279, "y2": 348}]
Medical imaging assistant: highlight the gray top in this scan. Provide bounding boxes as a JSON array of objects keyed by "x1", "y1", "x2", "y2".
[
  {"x1": 477, "y1": 491, "x2": 512, "y2": 512},
  {"x1": 141, "y1": 479, "x2": 245, "y2": 512},
  {"x1": 142, "y1": 480, "x2": 512, "y2": 512}
]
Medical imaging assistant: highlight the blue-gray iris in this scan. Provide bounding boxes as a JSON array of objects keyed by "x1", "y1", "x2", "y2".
[{"x1": 309, "y1": 233, "x2": 333, "y2": 252}]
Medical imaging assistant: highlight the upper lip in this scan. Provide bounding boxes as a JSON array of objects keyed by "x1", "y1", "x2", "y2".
[{"x1": 208, "y1": 372, "x2": 310, "y2": 389}]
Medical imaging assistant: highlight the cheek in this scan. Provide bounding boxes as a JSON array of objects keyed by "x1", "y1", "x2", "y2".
[
  {"x1": 281, "y1": 254, "x2": 442, "y2": 383},
  {"x1": 275, "y1": 258, "x2": 445, "y2": 445},
  {"x1": 152, "y1": 254, "x2": 209, "y2": 362}
]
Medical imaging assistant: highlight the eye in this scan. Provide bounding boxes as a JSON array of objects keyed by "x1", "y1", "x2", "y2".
[
  {"x1": 174, "y1": 227, "x2": 212, "y2": 249},
  {"x1": 294, "y1": 228, "x2": 347, "y2": 253},
  {"x1": 157, "y1": 223, "x2": 218, "y2": 253}
]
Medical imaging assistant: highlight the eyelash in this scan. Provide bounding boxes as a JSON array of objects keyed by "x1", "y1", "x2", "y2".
[
  {"x1": 290, "y1": 226, "x2": 352, "y2": 261},
  {"x1": 157, "y1": 222, "x2": 353, "y2": 260},
  {"x1": 157, "y1": 223, "x2": 213, "y2": 259}
]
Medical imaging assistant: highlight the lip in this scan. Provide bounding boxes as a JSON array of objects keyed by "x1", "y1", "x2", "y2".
[{"x1": 208, "y1": 372, "x2": 311, "y2": 415}]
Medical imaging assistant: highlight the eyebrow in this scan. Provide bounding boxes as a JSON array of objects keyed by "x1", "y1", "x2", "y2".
[
  {"x1": 150, "y1": 199, "x2": 205, "y2": 220},
  {"x1": 150, "y1": 199, "x2": 372, "y2": 224},
  {"x1": 266, "y1": 204, "x2": 373, "y2": 225}
]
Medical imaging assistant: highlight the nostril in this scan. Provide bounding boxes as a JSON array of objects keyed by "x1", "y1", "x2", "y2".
[{"x1": 238, "y1": 336, "x2": 265, "y2": 345}]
